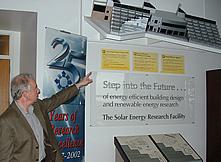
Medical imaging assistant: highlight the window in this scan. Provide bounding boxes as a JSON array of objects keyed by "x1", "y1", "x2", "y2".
[{"x1": 0, "y1": 35, "x2": 9, "y2": 55}]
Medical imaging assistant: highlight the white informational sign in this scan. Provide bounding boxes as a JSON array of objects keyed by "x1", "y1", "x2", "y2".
[{"x1": 90, "y1": 72, "x2": 195, "y2": 126}]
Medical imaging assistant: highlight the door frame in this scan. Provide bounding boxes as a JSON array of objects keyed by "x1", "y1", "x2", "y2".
[{"x1": 0, "y1": 30, "x2": 20, "y2": 103}]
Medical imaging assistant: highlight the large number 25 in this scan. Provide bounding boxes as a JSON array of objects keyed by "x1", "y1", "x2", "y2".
[{"x1": 47, "y1": 38, "x2": 81, "y2": 84}]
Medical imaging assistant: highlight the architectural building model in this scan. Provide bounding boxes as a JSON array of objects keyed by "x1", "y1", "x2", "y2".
[{"x1": 87, "y1": 0, "x2": 221, "y2": 49}]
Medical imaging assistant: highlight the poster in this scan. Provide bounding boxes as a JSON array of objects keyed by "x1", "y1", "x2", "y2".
[
  {"x1": 133, "y1": 51, "x2": 158, "y2": 72},
  {"x1": 161, "y1": 54, "x2": 185, "y2": 74},
  {"x1": 90, "y1": 71, "x2": 195, "y2": 126},
  {"x1": 43, "y1": 28, "x2": 86, "y2": 161},
  {"x1": 101, "y1": 48, "x2": 130, "y2": 70}
]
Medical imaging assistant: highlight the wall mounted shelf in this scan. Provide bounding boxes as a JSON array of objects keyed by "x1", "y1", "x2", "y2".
[{"x1": 85, "y1": 16, "x2": 221, "y2": 54}]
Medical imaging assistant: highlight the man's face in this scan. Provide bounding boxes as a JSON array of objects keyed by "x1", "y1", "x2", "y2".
[{"x1": 25, "y1": 79, "x2": 40, "y2": 103}]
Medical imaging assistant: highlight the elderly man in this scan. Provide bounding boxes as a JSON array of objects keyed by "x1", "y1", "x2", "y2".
[{"x1": 0, "y1": 72, "x2": 92, "y2": 162}]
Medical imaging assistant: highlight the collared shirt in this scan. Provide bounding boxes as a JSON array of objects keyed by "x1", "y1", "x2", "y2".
[{"x1": 16, "y1": 102, "x2": 46, "y2": 162}]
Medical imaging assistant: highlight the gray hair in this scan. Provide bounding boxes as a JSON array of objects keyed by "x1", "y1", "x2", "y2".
[{"x1": 11, "y1": 73, "x2": 35, "y2": 100}]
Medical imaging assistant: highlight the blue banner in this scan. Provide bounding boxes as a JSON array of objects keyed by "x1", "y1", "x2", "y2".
[{"x1": 43, "y1": 28, "x2": 86, "y2": 161}]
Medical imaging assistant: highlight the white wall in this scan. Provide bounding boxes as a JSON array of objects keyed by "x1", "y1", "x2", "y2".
[
  {"x1": 83, "y1": 1, "x2": 221, "y2": 161},
  {"x1": 1, "y1": 0, "x2": 221, "y2": 162},
  {"x1": 86, "y1": 42, "x2": 221, "y2": 162}
]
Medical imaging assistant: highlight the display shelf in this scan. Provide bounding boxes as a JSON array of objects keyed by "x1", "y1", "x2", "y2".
[{"x1": 85, "y1": 16, "x2": 221, "y2": 54}]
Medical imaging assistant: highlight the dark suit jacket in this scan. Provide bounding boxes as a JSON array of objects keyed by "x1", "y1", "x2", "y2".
[{"x1": 0, "y1": 84, "x2": 79, "y2": 162}]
